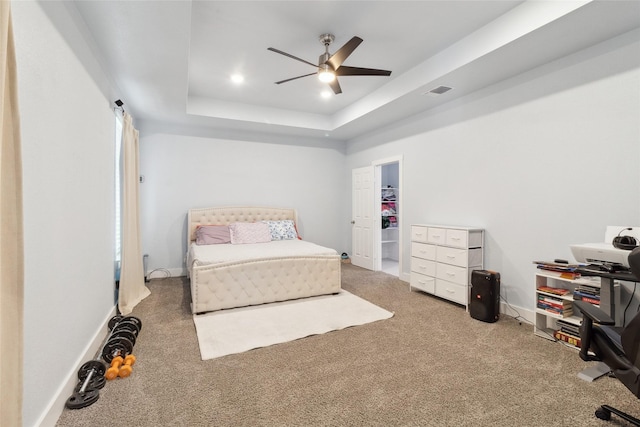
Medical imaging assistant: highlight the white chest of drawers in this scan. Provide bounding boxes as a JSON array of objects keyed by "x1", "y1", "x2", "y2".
[{"x1": 410, "y1": 224, "x2": 484, "y2": 307}]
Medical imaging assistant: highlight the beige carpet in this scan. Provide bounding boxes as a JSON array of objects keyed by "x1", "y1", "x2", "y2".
[
  {"x1": 55, "y1": 264, "x2": 639, "y2": 426},
  {"x1": 193, "y1": 290, "x2": 393, "y2": 360}
]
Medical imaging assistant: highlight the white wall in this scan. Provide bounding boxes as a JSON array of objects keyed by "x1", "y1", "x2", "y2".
[
  {"x1": 138, "y1": 129, "x2": 347, "y2": 275},
  {"x1": 346, "y1": 29, "x2": 640, "y2": 318},
  {"x1": 13, "y1": 2, "x2": 117, "y2": 426}
]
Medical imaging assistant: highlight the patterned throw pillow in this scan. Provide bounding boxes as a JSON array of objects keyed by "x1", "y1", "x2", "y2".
[
  {"x1": 263, "y1": 220, "x2": 298, "y2": 241},
  {"x1": 229, "y1": 222, "x2": 272, "y2": 244}
]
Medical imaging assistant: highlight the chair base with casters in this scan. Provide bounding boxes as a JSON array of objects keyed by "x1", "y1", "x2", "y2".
[{"x1": 595, "y1": 404, "x2": 640, "y2": 425}]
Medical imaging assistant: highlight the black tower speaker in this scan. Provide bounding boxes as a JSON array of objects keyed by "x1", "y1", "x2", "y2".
[{"x1": 469, "y1": 270, "x2": 501, "y2": 323}]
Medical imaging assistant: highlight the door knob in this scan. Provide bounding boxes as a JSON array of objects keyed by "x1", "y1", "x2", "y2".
[{"x1": 351, "y1": 220, "x2": 355, "y2": 224}]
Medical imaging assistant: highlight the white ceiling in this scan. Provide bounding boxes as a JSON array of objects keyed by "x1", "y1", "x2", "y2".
[{"x1": 69, "y1": 0, "x2": 640, "y2": 142}]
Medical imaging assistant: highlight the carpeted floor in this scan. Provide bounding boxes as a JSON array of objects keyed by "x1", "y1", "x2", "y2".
[{"x1": 56, "y1": 264, "x2": 638, "y2": 426}]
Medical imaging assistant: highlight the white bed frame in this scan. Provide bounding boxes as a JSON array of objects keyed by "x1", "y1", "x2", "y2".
[{"x1": 187, "y1": 206, "x2": 341, "y2": 314}]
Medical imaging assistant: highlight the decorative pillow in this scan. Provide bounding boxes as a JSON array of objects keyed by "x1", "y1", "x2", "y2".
[
  {"x1": 195, "y1": 225, "x2": 231, "y2": 245},
  {"x1": 229, "y1": 222, "x2": 272, "y2": 244},
  {"x1": 263, "y1": 220, "x2": 298, "y2": 241}
]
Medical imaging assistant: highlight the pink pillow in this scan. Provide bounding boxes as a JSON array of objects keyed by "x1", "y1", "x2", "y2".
[
  {"x1": 229, "y1": 222, "x2": 272, "y2": 244},
  {"x1": 195, "y1": 225, "x2": 231, "y2": 245}
]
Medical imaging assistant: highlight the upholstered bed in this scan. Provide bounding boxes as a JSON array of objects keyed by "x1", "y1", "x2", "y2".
[{"x1": 186, "y1": 206, "x2": 341, "y2": 314}]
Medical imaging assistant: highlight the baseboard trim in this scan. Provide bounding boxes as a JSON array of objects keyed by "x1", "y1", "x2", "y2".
[
  {"x1": 36, "y1": 306, "x2": 117, "y2": 427},
  {"x1": 147, "y1": 267, "x2": 186, "y2": 280},
  {"x1": 501, "y1": 301, "x2": 534, "y2": 324}
]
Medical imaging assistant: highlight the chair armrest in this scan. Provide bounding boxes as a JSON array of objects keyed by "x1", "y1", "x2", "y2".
[
  {"x1": 574, "y1": 300, "x2": 614, "y2": 325},
  {"x1": 574, "y1": 300, "x2": 615, "y2": 362}
]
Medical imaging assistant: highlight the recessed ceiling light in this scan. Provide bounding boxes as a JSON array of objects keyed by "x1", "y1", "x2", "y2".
[
  {"x1": 230, "y1": 74, "x2": 244, "y2": 84},
  {"x1": 321, "y1": 90, "x2": 332, "y2": 99}
]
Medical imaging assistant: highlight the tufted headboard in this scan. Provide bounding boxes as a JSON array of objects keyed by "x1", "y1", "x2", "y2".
[{"x1": 186, "y1": 206, "x2": 298, "y2": 248}]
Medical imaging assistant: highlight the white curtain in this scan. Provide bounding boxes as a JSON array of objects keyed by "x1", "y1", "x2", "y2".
[
  {"x1": 118, "y1": 112, "x2": 149, "y2": 315},
  {"x1": 0, "y1": 2, "x2": 24, "y2": 425}
]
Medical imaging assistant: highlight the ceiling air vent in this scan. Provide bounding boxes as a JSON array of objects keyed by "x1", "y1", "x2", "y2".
[{"x1": 426, "y1": 85, "x2": 453, "y2": 95}]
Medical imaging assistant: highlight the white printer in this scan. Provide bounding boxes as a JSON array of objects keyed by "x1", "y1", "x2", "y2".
[{"x1": 570, "y1": 226, "x2": 640, "y2": 268}]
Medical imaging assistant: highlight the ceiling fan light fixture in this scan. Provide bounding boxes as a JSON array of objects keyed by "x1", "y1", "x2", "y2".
[
  {"x1": 268, "y1": 34, "x2": 391, "y2": 94},
  {"x1": 318, "y1": 69, "x2": 335, "y2": 83}
]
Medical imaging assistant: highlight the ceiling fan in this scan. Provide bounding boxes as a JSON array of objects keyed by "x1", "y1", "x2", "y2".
[{"x1": 268, "y1": 34, "x2": 392, "y2": 95}]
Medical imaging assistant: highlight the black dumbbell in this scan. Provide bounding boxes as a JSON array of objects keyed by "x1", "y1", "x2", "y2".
[
  {"x1": 66, "y1": 360, "x2": 106, "y2": 409},
  {"x1": 103, "y1": 336, "x2": 134, "y2": 364},
  {"x1": 66, "y1": 315, "x2": 132, "y2": 409}
]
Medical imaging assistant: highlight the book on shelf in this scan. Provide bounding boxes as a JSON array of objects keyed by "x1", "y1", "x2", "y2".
[
  {"x1": 533, "y1": 260, "x2": 583, "y2": 269},
  {"x1": 575, "y1": 284, "x2": 600, "y2": 294},
  {"x1": 573, "y1": 286, "x2": 600, "y2": 299},
  {"x1": 536, "y1": 267, "x2": 581, "y2": 280},
  {"x1": 554, "y1": 330, "x2": 581, "y2": 348},
  {"x1": 557, "y1": 320, "x2": 581, "y2": 337},
  {"x1": 537, "y1": 294, "x2": 571, "y2": 306},
  {"x1": 573, "y1": 292, "x2": 600, "y2": 305},
  {"x1": 537, "y1": 295, "x2": 573, "y2": 316},
  {"x1": 537, "y1": 304, "x2": 573, "y2": 317},
  {"x1": 533, "y1": 261, "x2": 582, "y2": 279},
  {"x1": 536, "y1": 286, "x2": 570, "y2": 296}
]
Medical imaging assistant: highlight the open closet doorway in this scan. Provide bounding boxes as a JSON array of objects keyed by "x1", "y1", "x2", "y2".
[
  {"x1": 374, "y1": 156, "x2": 402, "y2": 277},
  {"x1": 351, "y1": 156, "x2": 402, "y2": 276}
]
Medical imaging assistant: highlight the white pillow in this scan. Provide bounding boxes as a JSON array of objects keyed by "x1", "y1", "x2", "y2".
[{"x1": 229, "y1": 222, "x2": 272, "y2": 244}]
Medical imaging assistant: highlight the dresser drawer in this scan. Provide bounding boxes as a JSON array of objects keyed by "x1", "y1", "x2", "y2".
[
  {"x1": 411, "y1": 273, "x2": 435, "y2": 294},
  {"x1": 445, "y1": 229, "x2": 468, "y2": 248},
  {"x1": 427, "y1": 227, "x2": 446, "y2": 245},
  {"x1": 436, "y1": 263, "x2": 468, "y2": 286},
  {"x1": 411, "y1": 225, "x2": 428, "y2": 243},
  {"x1": 436, "y1": 247, "x2": 483, "y2": 267},
  {"x1": 436, "y1": 246, "x2": 467, "y2": 267},
  {"x1": 411, "y1": 242, "x2": 436, "y2": 260},
  {"x1": 411, "y1": 257, "x2": 436, "y2": 276},
  {"x1": 435, "y1": 279, "x2": 468, "y2": 305}
]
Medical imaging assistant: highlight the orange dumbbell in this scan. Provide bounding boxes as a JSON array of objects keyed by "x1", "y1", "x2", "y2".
[
  {"x1": 118, "y1": 354, "x2": 136, "y2": 378},
  {"x1": 105, "y1": 356, "x2": 124, "y2": 380}
]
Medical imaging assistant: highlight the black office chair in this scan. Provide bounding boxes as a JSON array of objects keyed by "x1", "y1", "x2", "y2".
[{"x1": 575, "y1": 246, "x2": 640, "y2": 425}]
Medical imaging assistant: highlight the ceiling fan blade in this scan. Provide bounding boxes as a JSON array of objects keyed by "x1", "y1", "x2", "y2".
[
  {"x1": 328, "y1": 78, "x2": 342, "y2": 95},
  {"x1": 335, "y1": 66, "x2": 392, "y2": 77},
  {"x1": 267, "y1": 47, "x2": 318, "y2": 68},
  {"x1": 275, "y1": 73, "x2": 316, "y2": 84},
  {"x1": 326, "y1": 36, "x2": 363, "y2": 70}
]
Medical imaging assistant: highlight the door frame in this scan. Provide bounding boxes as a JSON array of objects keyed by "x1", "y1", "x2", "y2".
[{"x1": 372, "y1": 155, "x2": 403, "y2": 275}]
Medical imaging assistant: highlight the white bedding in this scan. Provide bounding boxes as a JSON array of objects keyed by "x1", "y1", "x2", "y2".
[{"x1": 189, "y1": 239, "x2": 338, "y2": 267}]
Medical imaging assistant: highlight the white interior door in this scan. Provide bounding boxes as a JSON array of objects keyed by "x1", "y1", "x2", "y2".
[{"x1": 352, "y1": 166, "x2": 374, "y2": 270}]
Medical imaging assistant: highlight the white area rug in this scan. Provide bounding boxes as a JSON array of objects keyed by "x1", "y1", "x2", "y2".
[{"x1": 193, "y1": 290, "x2": 394, "y2": 360}]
